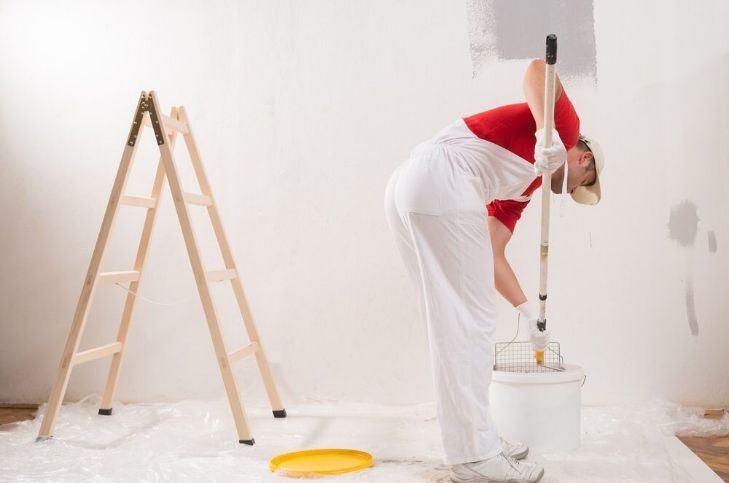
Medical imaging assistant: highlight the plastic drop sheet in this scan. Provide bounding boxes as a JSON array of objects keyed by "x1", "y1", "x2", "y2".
[{"x1": 1, "y1": 395, "x2": 727, "y2": 482}]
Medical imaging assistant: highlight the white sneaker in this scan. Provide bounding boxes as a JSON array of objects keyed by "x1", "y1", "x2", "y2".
[
  {"x1": 501, "y1": 438, "x2": 528, "y2": 460},
  {"x1": 450, "y1": 452, "x2": 544, "y2": 483}
]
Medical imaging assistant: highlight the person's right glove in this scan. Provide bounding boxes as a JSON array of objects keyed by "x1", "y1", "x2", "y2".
[
  {"x1": 533, "y1": 128, "x2": 567, "y2": 175},
  {"x1": 516, "y1": 302, "x2": 550, "y2": 352}
]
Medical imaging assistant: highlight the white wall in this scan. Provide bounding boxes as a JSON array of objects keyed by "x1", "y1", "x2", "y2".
[{"x1": 1, "y1": 0, "x2": 728, "y2": 408}]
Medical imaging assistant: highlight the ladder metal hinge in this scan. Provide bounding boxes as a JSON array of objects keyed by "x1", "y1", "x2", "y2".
[
  {"x1": 126, "y1": 92, "x2": 166, "y2": 147},
  {"x1": 146, "y1": 94, "x2": 166, "y2": 146},
  {"x1": 126, "y1": 92, "x2": 148, "y2": 147}
]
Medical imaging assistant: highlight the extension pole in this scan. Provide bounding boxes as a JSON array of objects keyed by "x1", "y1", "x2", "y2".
[{"x1": 536, "y1": 34, "x2": 558, "y2": 365}]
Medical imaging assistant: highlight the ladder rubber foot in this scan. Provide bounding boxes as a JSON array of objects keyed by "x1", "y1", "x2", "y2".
[
  {"x1": 273, "y1": 409, "x2": 287, "y2": 418},
  {"x1": 239, "y1": 438, "x2": 255, "y2": 445},
  {"x1": 35, "y1": 436, "x2": 53, "y2": 442},
  {"x1": 98, "y1": 408, "x2": 113, "y2": 416}
]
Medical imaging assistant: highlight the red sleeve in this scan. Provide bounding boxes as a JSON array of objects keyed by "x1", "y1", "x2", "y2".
[
  {"x1": 486, "y1": 199, "x2": 530, "y2": 233},
  {"x1": 484, "y1": 91, "x2": 580, "y2": 233},
  {"x1": 554, "y1": 90, "x2": 580, "y2": 149}
]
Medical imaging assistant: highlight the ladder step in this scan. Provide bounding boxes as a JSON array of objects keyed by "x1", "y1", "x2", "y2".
[
  {"x1": 161, "y1": 114, "x2": 189, "y2": 134},
  {"x1": 183, "y1": 192, "x2": 213, "y2": 206},
  {"x1": 120, "y1": 195, "x2": 157, "y2": 209},
  {"x1": 206, "y1": 269, "x2": 237, "y2": 282},
  {"x1": 142, "y1": 113, "x2": 189, "y2": 134},
  {"x1": 72, "y1": 342, "x2": 123, "y2": 366},
  {"x1": 98, "y1": 271, "x2": 140, "y2": 284},
  {"x1": 228, "y1": 342, "x2": 259, "y2": 363}
]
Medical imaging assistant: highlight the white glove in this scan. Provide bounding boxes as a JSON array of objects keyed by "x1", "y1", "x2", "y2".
[
  {"x1": 533, "y1": 128, "x2": 567, "y2": 175},
  {"x1": 516, "y1": 302, "x2": 550, "y2": 352}
]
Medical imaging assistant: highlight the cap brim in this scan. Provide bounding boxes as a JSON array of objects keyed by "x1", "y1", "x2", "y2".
[{"x1": 570, "y1": 175, "x2": 601, "y2": 205}]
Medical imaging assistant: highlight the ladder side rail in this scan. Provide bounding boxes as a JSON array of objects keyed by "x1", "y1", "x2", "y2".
[
  {"x1": 37, "y1": 92, "x2": 149, "y2": 439},
  {"x1": 99, "y1": 107, "x2": 180, "y2": 414},
  {"x1": 147, "y1": 92, "x2": 255, "y2": 444},
  {"x1": 178, "y1": 106, "x2": 285, "y2": 412}
]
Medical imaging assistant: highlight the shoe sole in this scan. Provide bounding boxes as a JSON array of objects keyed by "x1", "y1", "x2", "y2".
[{"x1": 450, "y1": 467, "x2": 544, "y2": 483}]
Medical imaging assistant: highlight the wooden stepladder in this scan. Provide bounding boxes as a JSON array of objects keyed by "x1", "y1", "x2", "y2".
[{"x1": 37, "y1": 91, "x2": 286, "y2": 445}]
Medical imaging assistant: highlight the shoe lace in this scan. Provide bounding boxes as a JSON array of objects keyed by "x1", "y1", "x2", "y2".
[{"x1": 502, "y1": 453, "x2": 523, "y2": 476}]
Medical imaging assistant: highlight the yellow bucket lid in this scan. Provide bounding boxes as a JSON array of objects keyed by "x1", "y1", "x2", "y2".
[{"x1": 270, "y1": 448, "x2": 374, "y2": 477}]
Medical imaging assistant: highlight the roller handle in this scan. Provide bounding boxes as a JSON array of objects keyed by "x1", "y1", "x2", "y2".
[
  {"x1": 546, "y1": 34, "x2": 557, "y2": 65},
  {"x1": 538, "y1": 34, "x2": 557, "y2": 325},
  {"x1": 535, "y1": 34, "x2": 558, "y2": 365}
]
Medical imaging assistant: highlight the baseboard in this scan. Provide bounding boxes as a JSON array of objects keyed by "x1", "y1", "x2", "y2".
[{"x1": 0, "y1": 403, "x2": 40, "y2": 409}]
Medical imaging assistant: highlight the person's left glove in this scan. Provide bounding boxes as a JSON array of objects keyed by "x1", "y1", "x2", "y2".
[
  {"x1": 533, "y1": 128, "x2": 567, "y2": 175},
  {"x1": 516, "y1": 302, "x2": 550, "y2": 352}
]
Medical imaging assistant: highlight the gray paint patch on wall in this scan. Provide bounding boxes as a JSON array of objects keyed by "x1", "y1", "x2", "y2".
[
  {"x1": 708, "y1": 230, "x2": 718, "y2": 253},
  {"x1": 667, "y1": 200, "x2": 699, "y2": 247},
  {"x1": 466, "y1": 0, "x2": 597, "y2": 80},
  {"x1": 667, "y1": 201, "x2": 701, "y2": 336},
  {"x1": 685, "y1": 276, "x2": 699, "y2": 336}
]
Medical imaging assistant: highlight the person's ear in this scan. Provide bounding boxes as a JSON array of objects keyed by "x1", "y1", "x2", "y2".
[{"x1": 579, "y1": 151, "x2": 593, "y2": 168}]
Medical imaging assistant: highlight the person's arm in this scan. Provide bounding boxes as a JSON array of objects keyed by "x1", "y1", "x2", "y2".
[
  {"x1": 523, "y1": 59, "x2": 564, "y2": 129},
  {"x1": 489, "y1": 216, "x2": 549, "y2": 349},
  {"x1": 487, "y1": 216, "x2": 527, "y2": 307}
]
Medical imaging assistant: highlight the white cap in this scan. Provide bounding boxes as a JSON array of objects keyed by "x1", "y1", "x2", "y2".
[{"x1": 570, "y1": 134, "x2": 604, "y2": 205}]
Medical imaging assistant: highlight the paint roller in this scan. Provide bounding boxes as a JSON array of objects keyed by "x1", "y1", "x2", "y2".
[{"x1": 535, "y1": 34, "x2": 558, "y2": 365}]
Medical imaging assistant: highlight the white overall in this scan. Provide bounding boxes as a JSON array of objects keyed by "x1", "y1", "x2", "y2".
[{"x1": 384, "y1": 119, "x2": 536, "y2": 465}]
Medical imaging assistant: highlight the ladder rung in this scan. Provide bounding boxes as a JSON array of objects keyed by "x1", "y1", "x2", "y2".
[
  {"x1": 206, "y1": 269, "x2": 237, "y2": 282},
  {"x1": 142, "y1": 113, "x2": 189, "y2": 134},
  {"x1": 183, "y1": 192, "x2": 213, "y2": 206},
  {"x1": 120, "y1": 195, "x2": 157, "y2": 208},
  {"x1": 161, "y1": 114, "x2": 189, "y2": 134},
  {"x1": 228, "y1": 342, "x2": 259, "y2": 363},
  {"x1": 72, "y1": 342, "x2": 123, "y2": 366},
  {"x1": 98, "y1": 271, "x2": 140, "y2": 284}
]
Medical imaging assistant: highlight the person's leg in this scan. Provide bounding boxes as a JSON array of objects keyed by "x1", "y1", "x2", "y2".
[
  {"x1": 404, "y1": 210, "x2": 502, "y2": 465},
  {"x1": 384, "y1": 165, "x2": 426, "y2": 321},
  {"x1": 387, "y1": 150, "x2": 502, "y2": 465}
]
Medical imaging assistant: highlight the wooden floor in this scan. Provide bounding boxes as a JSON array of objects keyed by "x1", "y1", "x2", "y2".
[
  {"x1": 0, "y1": 406, "x2": 38, "y2": 428},
  {"x1": 1, "y1": 406, "x2": 727, "y2": 481},
  {"x1": 678, "y1": 434, "x2": 729, "y2": 481}
]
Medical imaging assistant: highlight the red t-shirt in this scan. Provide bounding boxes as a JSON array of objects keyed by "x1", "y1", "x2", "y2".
[{"x1": 463, "y1": 91, "x2": 580, "y2": 232}]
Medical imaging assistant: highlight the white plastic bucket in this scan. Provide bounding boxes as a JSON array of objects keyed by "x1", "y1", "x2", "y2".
[{"x1": 490, "y1": 363, "x2": 584, "y2": 452}]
